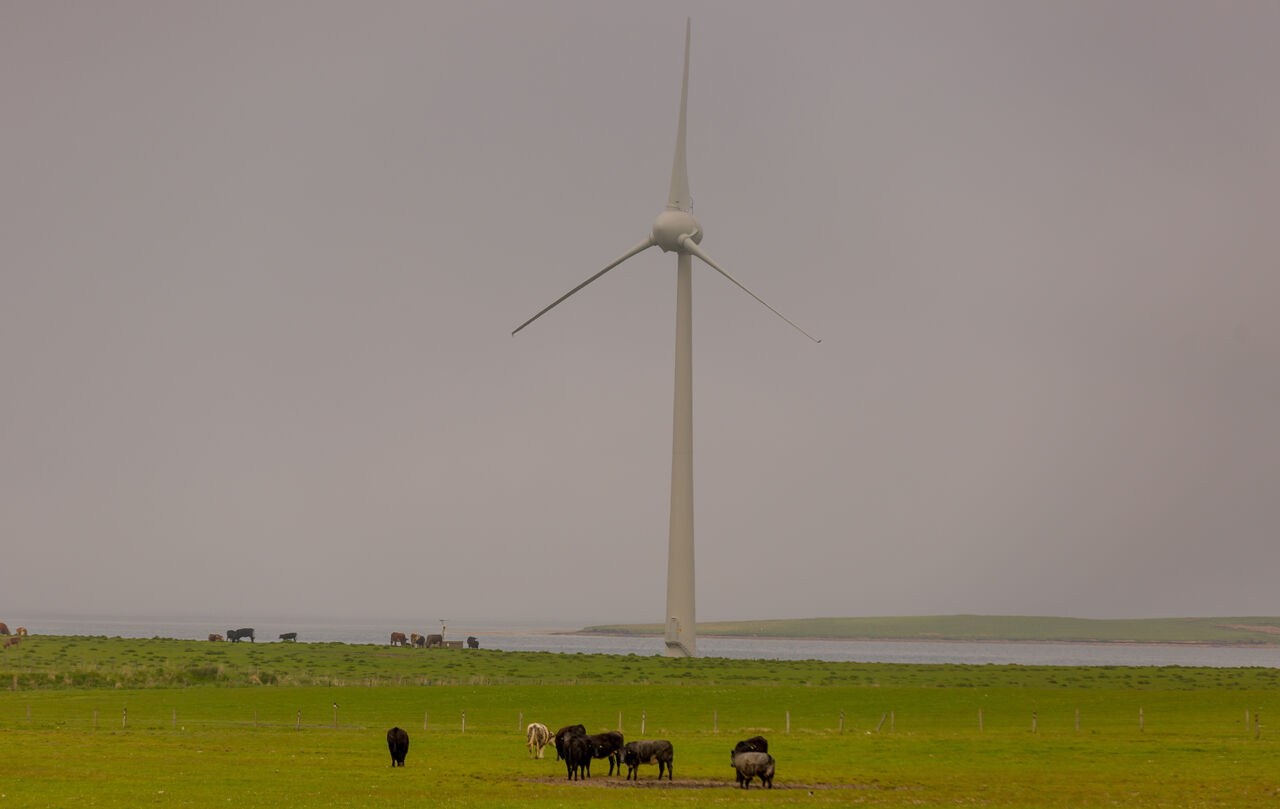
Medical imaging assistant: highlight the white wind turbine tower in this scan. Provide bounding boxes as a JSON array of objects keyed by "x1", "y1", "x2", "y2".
[{"x1": 513, "y1": 19, "x2": 819, "y2": 658}]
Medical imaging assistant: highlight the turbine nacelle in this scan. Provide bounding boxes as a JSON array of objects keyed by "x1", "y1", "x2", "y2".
[{"x1": 652, "y1": 209, "x2": 702, "y2": 253}]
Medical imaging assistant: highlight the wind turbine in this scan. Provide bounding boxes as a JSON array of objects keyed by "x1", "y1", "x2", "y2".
[{"x1": 513, "y1": 19, "x2": 819, "y2": 658}]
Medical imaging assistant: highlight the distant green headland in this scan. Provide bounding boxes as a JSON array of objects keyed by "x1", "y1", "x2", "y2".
[{"x1": 580, "y1": 615, "x2": 1280, "y2": 645}]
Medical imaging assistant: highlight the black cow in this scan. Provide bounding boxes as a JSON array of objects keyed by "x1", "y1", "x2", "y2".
[
  {"x1": 226, "y1": 628, "x2": 254, "y2": 643},
  {"x1": 278, "y1": 632, "x2": 297, "y2": 642},
  {"x1": 554, "y1": 724, "x2": 586, "y2": 761},
  {"x1": 732, "y1": 735, "x2": 768, "y2": 755},
  {"x1": 586, "y1": 731, "x2": 625, "y2": 776},
  {"x1": 466, "y1": 636, "x2": 479, "y2": 649},
  {"x1": 731, "y1": 750, "x2": 774, "y2": 789},
  {"x1": 386, "y1": 727, "x2": 409, "y2": 766},
  {"x1": 563, "y1": 734, "x2": 592, "y2": 780},
  {"x1": 621, "y1": 739, "x2": 674, "y2": 780}
]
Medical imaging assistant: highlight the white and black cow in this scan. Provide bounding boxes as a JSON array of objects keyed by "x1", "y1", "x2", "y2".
[
  {"x1": 731, "y1": 750, "x2": 774, "y2": 789},
  {"x1": 621, "y1": 739, "x2": 674, "y2": 781},
  {"x1": 526, "y1": 722, "x2": 553, "y2": 759}
]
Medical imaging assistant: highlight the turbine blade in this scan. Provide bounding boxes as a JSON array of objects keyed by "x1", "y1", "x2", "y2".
[
  {"x1": 667, "y1": 18, "x2": 692, "y2": 212},
  {"x1": 679, "y1": 236, "x2": 822, "y2": 343},
  {"x1": 511, "y1": 237, "x2": 656, "y2": 336}
]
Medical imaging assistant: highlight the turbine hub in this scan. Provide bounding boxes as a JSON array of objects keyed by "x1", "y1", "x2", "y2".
[{"x1": 652, "y1": 209, "x2": 702, "y2": 253}]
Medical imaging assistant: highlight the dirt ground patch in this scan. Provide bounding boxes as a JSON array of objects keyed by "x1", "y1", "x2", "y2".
[{"x1": 523, "y1": 776, "x2": 880, "y2": 790}]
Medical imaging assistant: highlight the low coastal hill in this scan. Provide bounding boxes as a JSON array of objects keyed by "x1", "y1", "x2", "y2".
[{"x1": 581, "y1": 615, "x2": 1280, "y2": 645}]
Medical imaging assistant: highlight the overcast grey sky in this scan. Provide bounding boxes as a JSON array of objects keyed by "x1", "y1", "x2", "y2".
[{"x1": 3, "y1": 1, "x2": 1277, "y2": 627}]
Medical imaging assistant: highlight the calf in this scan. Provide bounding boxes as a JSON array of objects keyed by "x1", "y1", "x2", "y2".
[
  {"x1": 554, "y1": 724, "x2": 586, "y2": 761},
  {"x1": 526, "y1": 722, "x2": 552, "y2": 759},
  {"x1": 586, "y1": 731, "x2": 625, "y2": 776},
  {"x1": 731, "y1": 750, "x2": 775, "y2": 789},
  {"x1": 15, "y1": 627, "x2": 28, "y2": 636},
  {"x1": 410, "y1": 633, "x2": 424, "y2": 648},
  {"x1": 208, "y1": 633, "x2": 223, "y2": 642},
  {"x1": 563, "y1": 734, "x2": 592, "y2": 780},
  {"x1": 389, "y1": 632, "x2": 407, "y2": 646},
  {"x1": 386, "y1": 727, "x2": 409, "y2": 766},
  {"x1": 621, "y1": 739, "x2": 674, "y2": 780}
]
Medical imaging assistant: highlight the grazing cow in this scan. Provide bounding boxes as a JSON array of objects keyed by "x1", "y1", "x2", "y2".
[
  {"x1": 0, "y1": 622, "x2": 8, "y2": 635},
  {"x1": 586, "y1": 731, "x2": 626, "y2": 776},
  {"x1": 226, "y1": 628, "x2": 254, "y2": 643},
  {"x1": 731, "y1": 750, "x2": 775, "y2": 789},
  {"x1": 389, "y1": 632, "x2": 407, "y2": 646},
  {"x1": 410, "y1": 633, "x2": 423, "y2": 648},
  {"x1": 467, "y1": 636, "x2": 479, "y2": 649},
  {"x1": 386, "y1": 727, "x2": 409, "y2": 766},
  {"x1": 425, "y1": 633, "x2": 443, "y2": 648},
  {"x1": 732, "y1": 735, "x2": 769, "y2": 755},
  {"x1": 621, "y1": 739, "x2": 674, "y2": 781},
  {"x1": 554, "y1": 724, "x2": 586, "y2": 761},
  {"x1": 15, "y1": 627, "x2": 28, "y2": 636},
  {"x1": 2, "y1": 637, "x2": 18, "y2": 649},
  {"x1": 208, "y1": 634, "x2": 223, "y2": 642},
  {"x1": 526, "y1": 722, "x2": 553, "y2": 759},
  {"x1": 563, "y1": 734, "x2": 593, "y2": 780},
  {"x1": 278, "y1": 632, "x2": 297, "y2": 642}
]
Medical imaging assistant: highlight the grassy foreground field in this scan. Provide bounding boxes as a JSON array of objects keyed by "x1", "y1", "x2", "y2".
[
  {"x1": 2, "y1": 636, "x2": 1279, "y2": 808},
  {"x1": 583, "y1": 615, "x2": 1280, "y2": 645}
]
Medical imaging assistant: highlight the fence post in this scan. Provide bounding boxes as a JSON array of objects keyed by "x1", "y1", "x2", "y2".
[
  {"x1": 424, "y1": 710, "x2": 428, "y2": 731},
  {"x1": 296, "y1": 710, "x2": 301, "y2": 731},
  {"x1": 891, "y1": 711, "x2": 895, "y2": 733},
  {"x1": 1139, "y1": 707, "x2": 1144, "y2": 733},
  {"x1": 876, "y1": 713, "x2": 887, "y2": 732},
  {"x1": 1076, "y1": 708, "x2": 1080, "y2": 732},
  {"x1": 462, "y1": 710, "x2": 466, "y2": 734},
  {"x1": 519, "y1": 711, "x2": 523, "y2": 731},
  {"x1": 840, "y1": 710, "x2": 845, "y2": 733},
  {"x1": 173, "y1": 709, "x2": 177, "y2": 729},
  {"x1": 641, "y1": 711, "x2": 646, "y2": 735},
  {"x1": 786, "y1": 711, "x2": 791, "y2": 733},
  {"x1": 618, "y1": 711, "x2": 623, "y2": 732},
  {"x1": 122, "y1": 707, "x2": 127, "y2": 729},
  {"x1": 333, "y1": 704, "x2": 338, "y2": 729},
  {"x1": 979, "y1": 708, "x2": 983, "y2": 732},
  {"x1": 1032, "y1": 711, "x2": 1037, "y2": 733},
  {"x1": 714, "y1": 710, "x2": 718, "y2": 733}
]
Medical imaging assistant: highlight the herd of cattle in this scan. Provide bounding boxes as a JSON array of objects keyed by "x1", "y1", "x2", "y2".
[
  {"x1": 0, "y1": 623, "x2": 29, "y2": 650},
  {"x1": 519, "y1": 722, "x2": 774, "y2": 788},
  {"x1": 389, "y1": 632, "x2": 480, "y2": 649},
  {"x1": 385, "y1": 722, "x2": 775, "y2": 787}
]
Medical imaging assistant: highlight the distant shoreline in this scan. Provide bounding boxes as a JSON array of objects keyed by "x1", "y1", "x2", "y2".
[{"x1": 569, "y1": 629, "x2": 1280, "y2": 648}]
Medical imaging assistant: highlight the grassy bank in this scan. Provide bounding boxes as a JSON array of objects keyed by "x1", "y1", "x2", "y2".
[
  {"x1": 2, "y1": 637, "x2": 1278, "y2": 807},
  {"x1": 582, "y1": 615, "x2": 1280, "y2": 645}
]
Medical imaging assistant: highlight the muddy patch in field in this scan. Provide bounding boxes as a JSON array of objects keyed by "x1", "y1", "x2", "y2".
[{"x1": 523, "y1": 776, "x2": 905, "y2": 790}]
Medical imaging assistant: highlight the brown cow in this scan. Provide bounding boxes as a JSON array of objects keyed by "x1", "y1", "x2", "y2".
[
  {"x1": 208, "y1": 633, "x2": 224, "y2": 642},
  {"x1": 15, "y1": 627, "x2": 27, "y2": 636},
  {"x1": 425, "y1": 634, "x2": 443, "y2": 648},
  {"x1": 389, "y1": 632, "x2": 408, "y2": 646},
  {"x1": 0, "y1": 622, "x2": 9, "y2": 635},
  {"x1": 3, "y1": 637, "x2": 18, "y2": 649}
]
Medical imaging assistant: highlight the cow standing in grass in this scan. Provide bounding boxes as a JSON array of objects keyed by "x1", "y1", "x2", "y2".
[
  {"x1": 467, "y1": 636, "x2": 480, "y2": 649},
  {"x1": 563, "y1": 734, "x2": 592, "y2": 780},
  {"x1": 226, "y1": 628, "x2": 254, "y2": 642},
  {"x1": 731, "y1": 750, "x2": 775, "y2": 789},
  {"x1": 554, "y1": 724, "x2": 586, "y2": 761},
  {"x1": 586, "y1": 731, "x2": 625, "y2": 776},
  {"x1": 389, "y1": 632, "x2": 407, "y2": 646},
  {"x1": 386, "y1": 727, "x2": 409, "y2": 766},
  {"x1": 526, "y1": 722, "x2": 552, "y2": 758},
  {"x1": 621, "y1": 740, "x2": 674, "y2": 781}
]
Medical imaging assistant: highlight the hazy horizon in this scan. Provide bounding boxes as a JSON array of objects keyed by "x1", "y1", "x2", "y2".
[{"x1": 4, "y1": 2, "x2": 1278, "y2": 628}]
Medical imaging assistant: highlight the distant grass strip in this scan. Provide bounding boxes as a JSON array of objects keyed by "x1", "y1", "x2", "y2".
[{"x1": 581, "y1": 615, "x2": 1280, "y2": 645}]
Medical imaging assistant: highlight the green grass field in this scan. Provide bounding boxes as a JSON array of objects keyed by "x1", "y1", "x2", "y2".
[
  {"x1": 584, "y1": 615, "x2": 1280, "y2": 645},
  {"x1": 3, "y1": 635, "x2": 1279, "y2": 807}
]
